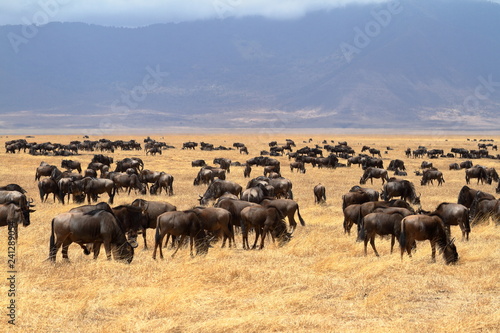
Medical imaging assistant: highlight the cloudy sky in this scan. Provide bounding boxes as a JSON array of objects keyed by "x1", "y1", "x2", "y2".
[{"x1": 1, "y1": 0, "x2": 496, "y2": 27}]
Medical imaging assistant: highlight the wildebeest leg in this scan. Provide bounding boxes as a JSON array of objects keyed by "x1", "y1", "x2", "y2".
[
  {"x1": 390, "y1": 235, "x2": 395, "y2": 254},
  {"x1": 92, "y1": 241, "x2": 103, "y2": 259},
  {"x1": 288, "y1": 213, "x2": 297, "y2": 233},
  {"x1": 61, "y1": 239, "x2": 72, "y2": 261},
  {"x1": 252, "y1": 227, "x2": 261, "y2": 249},
  {"x1": 369, "y1": 234, "x2": 379, "y2": 257},
  {"x1": 259, "y1": 226, "x2": 268, "y2": 249},
  {"x1": 49, "y1": 238, "x2": 64, "y2": 261},
  {"x1": 172, "y1": 235, "x2": 187, "y2": 258},
  {"x1": 430, "y1": 240, "x2": 436, "y2": 262}
]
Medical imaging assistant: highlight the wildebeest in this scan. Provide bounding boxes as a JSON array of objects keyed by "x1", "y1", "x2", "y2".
[
  {"x1": 38, "y1": 178, "x2": 62, "y2": 203},
  {"x1": 49, "y1": 210, "x2": 135, "y2": 263},
  {"x1": 0, "y1": 190, "x2": 35, "y2": 226},
  {"x1": 387, "y1": 159, "x2": 406, "y2": 171},
  {"x1": 426, "y1": 203, "x2": 470, "y2": 241},
  {"x1": 465, "y1": 167, "x2": 489, "y2": 185},
  {"x1": 214, "y1": 158, "x2": 231, "y2": 173},
  {"x1": 191, "y1": 159, "x2": 206, "y2": 167},
  {"x1": 290, "y1": 161, "x2": 306, "y2": 173},
  {"x1": 192, "y1": 207, "x2": 235, "y2": 248},
  {"x1": 359, "y1": 167, "x2": 389, "y2": 185},
  {"x1": 457, "y1": 185, "x2": 495, "y2": 208},
  {"x1": 112, "y1": 173, "x2": 145, "y2": 195},
  {"x1": 381, "y1": 179, "x2": 421, "y2": 205},
  {"x1": 460, "y1": 160, "x2": 473, "y2": 169},
  {"x1": 150, "y1": 173, "x2": 174, "y2": 196},
  {"x1": 421, "y1": 169, "x2": 445, "y2": 186},
  {"x1": 359, "y1": 210, "x2": 412, "y2": 256},
  {"x1": 114, "y1": 157, "x2": 144, "y2": 172},
  {"x1": 0, "y1": 184, "x2": 27, "y2": 194},
  {"x1": 91, "y1": 154, "x2": 113, "y2": 166},
  {"x1": 313, "y1": 184, "x2": 326, "y2": 204},
  {"x1": 244, "y1": 164, "x2": 252, "y2": 178},
  {"x1": 35, "y1": 163, "x2": 58, "y2": 181},
  {"x1": 80, "y1": 177, "x2": 116, "y2": 204},
  {"x1": 130, "y1": 199, "x2": 177, "y2": 249},
  {"x1": 268, "y1": 177, "x2": 293, "y2": 199},
  {"x1": 215, "y1": 197, "x2": 260, "y2": 231},
  {"x1": 0, "y1": 203, "x2": 27, "y2": 239},
  {"x1": 193, "y1": 168, "x2": 213, "y2": 186},
  {"x1": 240, "y1": 205, "x2": 291, "y2": 249},
  {"x1": 199, "y1": 180, "x2": 242, "y2": 206},
  {"x1": 421, "y1": 161, "x2": 433, "y2": 169},
  {"x1": 241, "y1": 185, "x2": 266, "y2": 203},
  {"x1": 146, "y1": 147, "x2": 162, "y2": 155},
  {"x1": 152, "y1": 210, "x2": 209, "y2": 259},
  {"x1": 61, "y1": 160, "x2": 82, "y2": 173},
  {"x1": 485, "y1": 167, "x2": 499, "y2": 183},
  {"x1": 361, "y1": 157, "x2": 383, "y2": 170},
  {"x1": 399, "y1": 215, "x2": 459, "y2": 265},
  {"x1": 469, "y1": 193, "x2": 500, "y2": 224},
  {"x1": 449, "y1": 163, "x2": 460, "y2": 170},
  {"x1": 260, "y1": 198, "x2": 305, "y2": 233},
  {"x1": 342, "y1": 187, "x2": 379, "y2": 210}
]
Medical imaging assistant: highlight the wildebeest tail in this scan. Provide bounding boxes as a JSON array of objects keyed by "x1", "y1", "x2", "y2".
[
  {"x1": 358, "y1": 217, "x2": 366, "y2": 241},
  {"x1": 398, "y1": 219, "x2": 406, "y2": 249},
  {"x1": 463, "y1": 208, "x2": 471, "y2": 233},
  {"x1": 49, "y1": 218, "x2": 55, "y2": 259},
  {"x1": 154, "y1": 223, "x2": 161, "y2": 248},
  {"x1": 297, "y1": 204, "x2": 305, "y2": 226}
]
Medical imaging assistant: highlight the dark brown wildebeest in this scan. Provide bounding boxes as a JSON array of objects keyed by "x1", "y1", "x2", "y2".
[
  {"x1": 146, "y1": 147, "x2": 162, "y2": 156},
  {"x1": 497, "y1": 182, "x2": 500, "y2": 194},
  {"x1": 213, "y1": 158, "x2": 231, "y2": 173},
  {"x1": 244, "y1": 164, "x2": 252, "y2": 178},
  {"x1": 114, "y1": 157, "x2": 143, "y2": 172},
  {"x1": 192, "y1": 207, "x2": 235, "y2": 248},
  {"x1": 421, "y1": 161, "x2": 433, "y2": 169},
  {"x1": 35, "y1": 163, "x2": 58, "y2": 181},
  {"x1": 0, "y1": 184, "x2": 27, "y2": 193},
  {"x1": 61, "y1": 160, "x2": 82, "y2": 173},
  {"x1": 268, "y1": 177, "x2": 293, "y2": 199},
  {"x1": 290, "y1": 161, "x2": 306, "y2": 173},
  {"x1": 428, "y1": 203, "x2": 470, "y2": 241},
  {"x1": 457, "y1": 185, "x2": 495, "y2": 208},
  {"x1": 140, "y1": 169, "x2": 163, "y2": 190},
  {"x1": 38, "y1": 178, "x2": 62, "y2": 203},
  {"x1": 130, "y1": 199, "x2": 177, "y2": 249},
  {"x1": 387, "y1": 159, "x2": 406, "y2": 171},
  {"x1": 465, "y1": 167, "x2": 489, "y2": 185},
  {"x1": 240, "y1": 205, "x2": 291, "y2": 250},
  {"x1": 347, "y1": 155, "x2": 364, "y2": 167},
  {"x1": 112, "y1": 173, "x2": 145, "y2": 195},
  {"x1": 207, "y1": 167, "x2": 226, "y2": 182},
  {"x1": 193, "y1": 168, "x2": 213, "y2": 186},
  {"x1": 421, "y1": 169, "x2": 445, "y2": 186},
  {"x1": 399, "y1": 215, "x2": 459, "y2": 265},
  {"x1": 199, "y1": 180, "x2": 242, "y2": 206},
  {"x1": 361, "y1": 157, "x2": 383, "y2": 170},
  {"x1": 368, "y1": 148, "x2": 381, "y2": 157},
  {"x1": 240, "y1": 147, "x2": 249, "y2": 154},
  {"x1": 241, "y1": 186, "x2": 265, "y2": 203},
  {"x1": 150, "y1": 173, "x2": 174, "y2": 196},
  {"x1": 469, "y1": 193, "x2": 500, "y2": 224},
  {"x1": 381, "y1": 179, "x2": 421, "y2": 205},
  {"x1": 84, "y1": 169, "x2": 97, "y2": 178},
  {"x1": 191, "y1": 159, "x2": 206, "y2": 167},
  {"x1": 260, "y1": 198, "x2": 305, "y2": 233},
  {"x1": 313, "y1": 184, "x2": 326, "y2": 204},
  {"x1": 49, "y1": 209, "x2": 135, "y2": 263},
  {"x1": 485, "y1": 167, "x2": 499, "y2": 183},
  {"x1": 360, "y1": 167, "x2": 389, "y2": 185},
  {"x1": 81, "y1": 177, "x2": 116, "y2": 204},
  {"x1": 341, "y1": 188, "x2": 377, "y2": 210},
  {"x1": 152, "y1": 210, "x2": 209, "y2": 259},
  {"x1": 449, "y1": 163, "x2": 460, "y2": 170},
  {"x1": 460, "y1": 160, "x2": 473, "y2": 169},
  {"x1": 0, "y1": 203, "x2": 27, "y2": 240},
  {"x1": 215, "y1": 197, "x2": 259, "y2": 233},
  {"x1": 359, "y1": 210, "x2": 412, "y2": 256}
]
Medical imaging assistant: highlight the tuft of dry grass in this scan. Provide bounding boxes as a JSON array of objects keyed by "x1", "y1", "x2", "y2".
[{"x1": 0, "y1": 133, "x2": 499, "y2": 332}]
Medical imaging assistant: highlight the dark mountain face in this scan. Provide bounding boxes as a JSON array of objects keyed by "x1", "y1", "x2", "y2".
[{"x1": 0, "y1": 0, "x2": 499, "y2": 133}]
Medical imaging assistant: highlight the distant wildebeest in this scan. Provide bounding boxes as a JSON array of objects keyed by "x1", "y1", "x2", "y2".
[
  {"x1": 114, "y1": 157, "x2": 143, "y2": 173},
  {"x1": 146, "y1": 147, "x2": 162, "y2": 156},
  {"x1": 92, "y1": 154, "x2": 113, "y2": 166},
  {"x1": 193, "y1": 168, "x2": 213, "y2": 186},
  {"x1": 240, "y1": 205, "x2": 291, "y2": 250},
  {"x1": 421, "y1": 169, "x2": 445, "y2": 186},
  {"x1": 240, "y1": 147, "x2": 249, "y2": 154},
  {"x1": 191, "y1": 159, "x2": 206, "y2": 167},
  {"x1": 387, "y1": 159, "x2": 406, "y2": 171},
  {"x1": 213, "y1": 158, "x2": 231, "y2": 173},
  {"x1": 150, "y1": 173, "x2": 174, "y2": 196},
  {"x1": 48, "y1": 209, "x2": 135, "y2": 263},
  {"x1": 290, "y1": 161, "x2": 306, "y2": 173},
  {"x1": 261, "y1": 198, "x2": 305, "y2": 233},
  {"x1": 61, "y1": 160, "x2": 82, "y2": 173},
  {"x1": 244, "y1": 164, "x2": 252, "y2": 178},
  {"x1": 130, "y1": 199, "x2": 177, "y2": 250},
  {"x1": 313, "y1": 184, "x2": 326, "y2": 204},
  {"x1": 449, "y1": 163, "x2": 460, "y2": 170},
  {"x1": 361, "y1": 157, "x2": 383, "y2": 170},
  {"x1": 0, "y1": 203, "x2": 28, "y2": 240},
  {"x1": 140, "y1": 169, "x2": 164, "y2": 190},
  {"x1": 199, "y1": 180, "x2": 242, "y2": 206},
  {"x1": 152, "y1": 210, "x2": 209, "y2": 259},
  {"x1": 460, "y1": 160, "x2": 473, "y2": 169},
  {"x1": 465, "y1": 167, "x2": 489, "y2": 185},
  {"x1": 421, "y1": 161, "x2": 433, "y2": 169},
  {"x1": 399, "y1": 215, "x2": 459, "y2": 265},
  {"x1": 381, "y1": 178, "x2": 421, "y2": 205},
  {"x1": 359, "y1": 167, "x2": 389, "y2": 185}
]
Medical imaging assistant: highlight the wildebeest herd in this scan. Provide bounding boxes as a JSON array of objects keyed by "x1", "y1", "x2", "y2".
[{"x1": 2, "y1": 136, "x2": 500, "y2": 266}]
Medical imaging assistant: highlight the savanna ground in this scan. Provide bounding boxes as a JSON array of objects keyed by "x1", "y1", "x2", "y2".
[{"x1": 0, "y1": 133, "x2": 499, "y2": 333}]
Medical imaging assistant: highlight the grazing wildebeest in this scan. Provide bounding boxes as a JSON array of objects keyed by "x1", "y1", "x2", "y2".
[
  {"x1": 387, "y1": 159, "x2": 406, "y2": 171},
  {"x1": 0, "y1": 191, "x2": 35, "y2": 226},
  {"x1": 465, "y1": 167, "x2": 489, "y2": 185},
  {"x1": 381, "y1": 179, "x2": 421, "y2": 205},
  {"x1": 429, "y1": 203, "x2": 470, "y2": 241},
  {"x1": 313, "y1": 184, "x2": 326, "y2": 204},
  {"x1": 49, "y1": 210, "x2": 135, "y2": 263},
  {"x1": 469, "y1": 193, "x2": 500, "y2": 224},
  {"x1": 38, "y1": 178, "x2": 62, "y2": 203},
  {"x1": 199, "y1": 180, "x2": 242, "y2": 206},
  {"x1": 0, "y1": 184, "x2": 27, "y2": 193},
  {"x1": 191, "y1": 159, "x2": 206, "y2": 167},
  {"x1": 421, "y1": 169, "x2": 445, "y2": 186},
  {"x1": 192, "y1": 207, "x2": 235, "y2": 248},
  {"x1": 244, "y1": 164, "x2": 252, "y2": 178},
  {"x1": 399, "y1": 215, "x2": 459, "y2": 264},
  {"x1": 268, "y1": 177, "x2": 293, "y2": 199},
  {"x1": 140, "y1": 169, "x2": 164, "y2": 190},
  {"x1": 240, "y1": 205, "x2": 291, "y2": 250},
  {"x1": 485, "y1": 167, "x2": 499, "y2": 184},
  {"x1": 290, "y1": 161, "x2": 306, "y2": 173},
  {"x1": 449, "y1": 163, "x2": 460, "y2": 170},
  {"x1": 421, "y1": 161, "x2": 433, "y2": 169},
  {"x1": 152, "y1": 210, "x2": 209, "y2": 259},
  {"x1": 130, "y1": 199, "x2": 177, "y2": 249},
  {"x1": 241, "y1": 186, "x2": 265, "y2": 203},
  {"x1": 347, "y1": 155, "x2": 363, "y2": 167},
  {"x1": 91, "y1": 154, "x2": 113, "y2": 166},
  {"x1": 0, "y1": 203, "x2": 27, "y2": 240},
  {"x1": 81, "y1": 177, "x2": 116, "y2": 204},
  {"x1": 35, "y1": 163, "x2": 58, "y2": 181},
  {"x1": 260, "y1": 198, "x2": 305, "y2": 233},
  {"x1": 240, "y1": 147, "x2": 248, "y2": 154},
  {"x1": 342, "y1": 187, "x2": 378, "y2": 210},
  {"x1": 359, "y1": 211, "x2": 411, "y2": 256},
  {"x1": 193, "y1": 168, "x2": 213, "y2": 186},
  {"x1": 114, "y1": 158, "x2": 143, "y2": 172},
  {"x1": 368, "y1": 148, "x2": 381, "y2": 157},
  {"x1": 361, "y1": 157, "x2": 383, "y2": 170},
  {"x1": 150, "y1": 173, "x2": 174, "y2": 196},
  {"x1": 359, "y1": 167, "x2": 389, "y2": 185},
  {"x1": 146, "y1": 147, "x2": 162, "y2": 155},
  {"x1": 460, "y1": 160, "x2": 473, "y2": 169},
  {"x1": 61, "y1": 160, "x2": 82, "y2": 173},
  {"x1": 213, "y1": 158, "x2": 231, "y2": 173},
  {"x1": 112, "y1": 173, "x2": 145, "y2": 195},
  {"x1": 457, "y1": 185, "x2": 495, "y2": 208}
]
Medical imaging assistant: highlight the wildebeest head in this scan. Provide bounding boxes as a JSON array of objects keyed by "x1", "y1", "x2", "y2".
[{"x1": 442, "y1": 238, "x2": 459, "y2": 265}]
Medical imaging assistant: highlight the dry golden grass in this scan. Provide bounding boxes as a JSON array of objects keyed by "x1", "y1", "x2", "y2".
[{"x1": 0, "y1": 133, "x2": 499, "y2": 332}]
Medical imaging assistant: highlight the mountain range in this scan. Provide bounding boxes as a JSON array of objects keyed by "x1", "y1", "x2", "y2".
[{"x1": 0, "y1": 0, "x2": 499, "y2": 134}]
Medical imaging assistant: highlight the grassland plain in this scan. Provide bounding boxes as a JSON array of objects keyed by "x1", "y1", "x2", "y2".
[{"x1": 0, "y1": 133, "x2": 499, "y2": 333}]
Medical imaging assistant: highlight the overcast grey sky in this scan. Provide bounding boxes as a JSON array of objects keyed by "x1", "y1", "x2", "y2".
[{"x1": 1, "y1": 0, "x2": 495, "y2": 27}]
